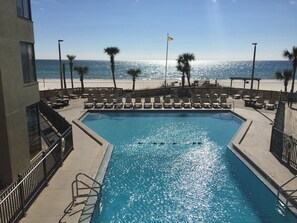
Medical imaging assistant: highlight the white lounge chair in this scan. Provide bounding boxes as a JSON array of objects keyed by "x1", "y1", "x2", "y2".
[
  {"x1": 201, "y1": 98, "x2": 211, "y2": 108},
  {"x1": 220, "y1": 97, "x2": 230, "y2": 109},
  {"x1": 163, "y1": 97, "x2": 172, "y2": 108},
  {"x1": 124, "y1": 97, "x2": 133, "y2": 109},
  {"x1": 94, "y1": 96, "x2": 104, "y2": 109},
  {"x1": 182, "y1": 97, "x2": 192, "y2": 108},
  {"x1": 154, "y1": 97, "x2": 162, "y2": 108},
  {"x1": 105, "y1": 97, "x2": 114, "y2": 109},
  {"x1": 173, "y1": 97, "x2": 182, "y2": 108},
  {"x1": 192, "y1": 97, "x2": 202, "y2": 108},
  {"x1": 265, "y1": 99, "x2": 276, "y2": 110},
  {"x1": 84, "y1": 95, "x2": 94, "y2": 109},
  {"x1": 211, "y1": 98, "x2": 220, "y2": 108},
  {"x1": 134, "y1": 97, "x2": 142, "y2": 109},
  {"x1": 144, "y1": 97, "x2": 152, "y2": 109}
]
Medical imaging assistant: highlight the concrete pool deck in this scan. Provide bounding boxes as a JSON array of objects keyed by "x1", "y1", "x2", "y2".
[{"x1": 19, "y1": 98, "x2": 297, "y2": 223}]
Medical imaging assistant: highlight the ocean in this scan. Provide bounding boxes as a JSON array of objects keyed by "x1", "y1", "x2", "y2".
[{"x1": 36, "y1": 60, "x2": 291, "y2": 80}]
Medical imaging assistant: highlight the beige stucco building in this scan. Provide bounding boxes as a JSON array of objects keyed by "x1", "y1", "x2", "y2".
[{"x1": 0, "y1": 0, "x2": 41, "y2": 186}]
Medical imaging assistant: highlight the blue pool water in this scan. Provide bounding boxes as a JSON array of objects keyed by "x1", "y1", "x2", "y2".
[{"x1": 82, "y1": 112, "x2": 297, "y2": 223}]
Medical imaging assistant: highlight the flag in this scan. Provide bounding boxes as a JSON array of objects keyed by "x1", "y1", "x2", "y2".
[{"x1": 168, "y1": 36, "x2": 174, "y2": 41}]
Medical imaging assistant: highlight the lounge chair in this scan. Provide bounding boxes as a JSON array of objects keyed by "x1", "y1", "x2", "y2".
[
  {"x1": 57, "y1": 90, "x2": 70, "y2": 100},
  {"x1": 94, "y1": 96, "x2": 104, "y2": 109},
  {"x1": 144, "y1": 97, "x2": 152, "y2": 109},
  {"x1": 265, "y1": 99, "x2": 276, "y2": 110},
  {"x1": 220, "y1": 97, "x2": 231, "y2": 109},
  {"x1": 68, "y1": 89, "x2": 79, "y2": 99},
  {"x1": 233, "y1": 90, "x2": 242, "y2": 99},
  {"x1": 81, "y1": 93, "x2": 89, "y2": 98},
  {"x1": 50, "y1": 97, "x2": 64, "y2": 109},
  {"x1": 173, "y1": 97, "x2": 182, "y2": 108},
  {"x1": 192, "y1": 97, "x2": 202, "y2": 108},
  {"x1": 84, "y1": 95, "x2": 94, "y2": 109},
  {"x1": 201, "y1": 98, "x2": 211, "y2": 108},
  {"x1": 114, "y1": 98, "x2": 123, "y2": 109},
  {"x1": 105, "y1": 97, "x2": 114, "y2": 109},
  {"x1": 254, "y1": 98, "x2": 264, "y2": 109},
  {"x1": 182, "y1": 97, "x2": 192, "y2": 108},
  {"x1": 124, "y1": 97, "x2": 133, "y2": 109},
  {"x1": 134, "y1": 97, "x2": 142, "y2": 109},
  {"x1": 163, "y1": 97, "x2": 172, "y2": 108},
  {"x1": 211, "y1": 98, "x2": 220, "y2": 108},
  {"x1": 154, "y1": 97, "x2": 162, "y2": 108}
]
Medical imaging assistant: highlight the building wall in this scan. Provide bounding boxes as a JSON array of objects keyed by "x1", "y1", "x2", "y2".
[{"x1": 0, "y1": 0, "x2": 40, "y2": 185}]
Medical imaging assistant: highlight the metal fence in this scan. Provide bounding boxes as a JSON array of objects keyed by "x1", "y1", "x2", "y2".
[
  {"x1": 270, "y1": 101, "x2": 297, "y2": 172},
  {"x1": 39, "y1": 99, "x2": 71, "y2": 133},
  {"x1": 0, "y1": 126, "x2": 73, "y2": 223}
]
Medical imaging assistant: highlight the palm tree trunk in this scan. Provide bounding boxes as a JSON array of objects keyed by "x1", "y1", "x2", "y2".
[
  {"x1": 81, "y1": 79, "x2": 84, "y2": 93},
  {"x1": 110, "y1": 56, "x2": 117, "y2": 89},
  {"x1": 291, "y1": 65, "x2": 296, "y2": 91},
  {"x1": 70, "y1": 62, "x2": 74, "y2": 89},
  {"x1": 132, "y1": 77, "x2": 135, "y2": 90},
  {"x1": 186, "y1": 72, "x2": 191, "y2": 87},
  {"x1": 182, "y1": 73, "x2": 185, "y2": 89}
]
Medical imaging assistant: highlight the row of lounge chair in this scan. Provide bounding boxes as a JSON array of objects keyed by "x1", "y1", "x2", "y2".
[
  {"x1": 252, "y1": 98, "x2": 277, "y2": 110},
  {"x1": 84, "y1": 96, "x2": 232, "y2": 109}
]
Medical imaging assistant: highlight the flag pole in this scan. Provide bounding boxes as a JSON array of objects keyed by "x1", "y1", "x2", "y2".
[{"x1": 165, "y1": 33, "x2": 169, "y2": 89}]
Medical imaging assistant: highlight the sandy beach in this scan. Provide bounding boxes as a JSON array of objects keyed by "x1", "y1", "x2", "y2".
[{"x1": 38, "y1": 78, "x2": 296, "y2": 92}]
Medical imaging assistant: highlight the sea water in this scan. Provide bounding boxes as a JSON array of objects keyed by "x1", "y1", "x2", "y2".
[{"x1": 36, "y1": 60, "x2": 291, "y2": 80}]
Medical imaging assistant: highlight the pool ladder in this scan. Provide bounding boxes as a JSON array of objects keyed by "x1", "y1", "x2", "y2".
[
  {"x1": 276, "y1": 175, "x2": 297, "y2": 211},
  {"x1": 71, "y1": 173, "x2": 102, "y2": 208}
]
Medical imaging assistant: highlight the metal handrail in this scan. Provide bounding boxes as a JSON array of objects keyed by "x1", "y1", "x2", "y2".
[
  {"x1": 71, "y1": 173, "x2": 102, "y2": 205},
  {"x1": 280, "y1": 175, "x2": 297, "y2": 188},
  {"x1": 277, "y1": 175, "x2": 297, "y2": 207},
  {"x1": 0, "y1": 127, "x2": 71, "y2": 205},
  {"x1": 75, "y1": 173, "x2": 102, "y2": 190},
  {"x1": 71, "y1": 180, "x2": 100, "y2": 203}
]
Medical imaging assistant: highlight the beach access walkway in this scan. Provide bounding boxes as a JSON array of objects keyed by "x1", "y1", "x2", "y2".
[{"x1": 19, "y1": 98, "x2": 297, "y2": 223}]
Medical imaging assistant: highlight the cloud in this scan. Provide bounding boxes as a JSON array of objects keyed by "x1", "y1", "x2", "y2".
[
  {"x1": 289, "y1": 0, "x2": 296, "y2": 4},
  {"x1": 212, "y1": 0, "x2": 217, "y2": 3}
]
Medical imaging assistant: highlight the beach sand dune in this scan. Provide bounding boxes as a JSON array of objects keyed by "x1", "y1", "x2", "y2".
[{"x1": 38, "y1": 78, "x2": 296, "y2": 92}]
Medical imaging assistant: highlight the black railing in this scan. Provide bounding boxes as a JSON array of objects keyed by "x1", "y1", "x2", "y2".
[
  {"x1": 39, "y1": 100, "x2": 71, "y2": 133},
  {"x1": 0, "y1": 128, "x2": 72, "y2": 223},
  {"x1": 0, "y1": 100, "x2": 73, "y2": 223},
  {"x1": 270, "y1": 100, "x2": 297, "y2": 171}
]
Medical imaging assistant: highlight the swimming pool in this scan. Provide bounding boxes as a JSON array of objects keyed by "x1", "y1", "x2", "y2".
[{"x1": 82, "y1": 112, "x2": 297, "y2": 222}]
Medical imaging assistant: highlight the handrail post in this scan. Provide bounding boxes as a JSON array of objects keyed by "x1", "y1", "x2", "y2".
[
  {"x1": 42, "y1": 151, "x2": 48, "y2": 186},
  {"x1": 18, "y1": 174, "x2": 26, "y2": 217},
  {"x1": 60, "y1": 137, "x2": 65, "y2": 166}
]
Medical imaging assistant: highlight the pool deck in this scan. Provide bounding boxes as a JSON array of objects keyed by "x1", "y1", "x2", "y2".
[{"x1": 20, "y1": 98, "x2": 297, "y2": 223}]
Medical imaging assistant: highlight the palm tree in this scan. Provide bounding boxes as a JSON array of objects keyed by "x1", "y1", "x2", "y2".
[
  {"x1": 104, "y1": 47, "x2": 120, "y2": 89},
  {"x1": 275, "y1": 69, "x2": 293, "y2": 92},
  {"x1": 127, "y1": 68, "x2": 141, "y2": 90},
  {"x1": 176, "y1": 53, "x2": 195, "y2": 87},
  {"x1": 67, "y1": 55, "x2": 76, "y2": 89},
  {"x1": 176, "y1": 59, "x2": 186, "y2": 88},
  {"x1": 283, "y1": 46, "x2": 297, "y2": 91},
  {"x1": 74, "y1": 66, "x2": 89, "y2": 93}
]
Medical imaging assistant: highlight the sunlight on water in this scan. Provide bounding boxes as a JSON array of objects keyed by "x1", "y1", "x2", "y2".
[
  {"x1": 82, "y1": 112, "x2": 297, "y2": 223},
  {"x1": 36, "y1": 59, "x2": 291, "y2": 80}
]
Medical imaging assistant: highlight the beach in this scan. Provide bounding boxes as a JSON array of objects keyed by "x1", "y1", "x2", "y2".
[{"x1": 38, "y1": 78, "x2": 296, "y2": 92}]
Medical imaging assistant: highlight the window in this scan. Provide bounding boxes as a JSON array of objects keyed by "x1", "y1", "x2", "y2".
[
  {"x1": 21, "y1": 42, "x2": 37, "y2": 84},
  {"x1": 26, "y1": 103, "x2": 41, "y2": 155},
  {"x1": 17, "y1": 0, "x2": 32, "y2": 20}
]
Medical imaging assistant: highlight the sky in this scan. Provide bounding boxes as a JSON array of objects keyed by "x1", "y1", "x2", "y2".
[{"x1": 31, "y1": 0, "x2": 297, "y2": 61}]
